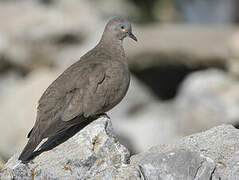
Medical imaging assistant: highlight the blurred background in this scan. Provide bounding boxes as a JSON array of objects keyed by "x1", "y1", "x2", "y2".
[{"x1": 1, "y1": 0, "x2": 239, "y2": 165}]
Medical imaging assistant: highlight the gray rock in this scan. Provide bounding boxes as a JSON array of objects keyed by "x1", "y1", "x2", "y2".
[
  {"x1": 1, "y1": 117, "x2": 239, "y2": 180},
  {"x1": 138, "y1": 150, "x2": 215, "y2": 180},
  {"x1": 131, "y1": 124, "x2": 239, "y2": 180},
  {"x1": 175, "y1": 69, "x2": 239, "y2": 135},
  {"x1": 0, "y1": 117, "x2": 141, "y2": 180}
]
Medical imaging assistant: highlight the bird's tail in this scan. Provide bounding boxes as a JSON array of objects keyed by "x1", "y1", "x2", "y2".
[
  {"x1": 24, "y1": 117, "x2": 95, "y2": 161},
  {"x1": 18, "y1": 132, "x2": 42, "y2": 163},
  {"x1": 18, "y1": 115, "x2": 100, "y2": 163}
]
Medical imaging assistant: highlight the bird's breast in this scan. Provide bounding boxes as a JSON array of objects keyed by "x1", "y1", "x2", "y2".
[{"x1": 101, "y1": 61, "x2": 130, "y2": 112}]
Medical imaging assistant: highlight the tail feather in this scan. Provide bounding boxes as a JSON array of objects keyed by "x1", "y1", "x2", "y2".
[
  {"x1": 18, "y1": 115, "x2": 101, "y2": 163},
  {"x1": 27, "y1": 118, "x2": 94, "y2": 161},
  {"x1": 18, "y1": 134, "x2": 42, "y2": 163},
  {"x1": 29, "y1": 124, "x2": 84, "y2": 160}
]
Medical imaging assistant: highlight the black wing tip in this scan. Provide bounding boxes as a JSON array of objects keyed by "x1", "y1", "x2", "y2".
[
  {"x1": 18, "y1": 152, "x2": 38, "y2": 164},
  {"x1": 18, "y1": 156, "x2": 30, "y2": 164}
]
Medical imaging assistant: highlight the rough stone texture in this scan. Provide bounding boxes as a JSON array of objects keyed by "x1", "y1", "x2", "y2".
[
  {"x1": 1, "y1": 118, "x2": 239, "y2": 180},
  {"x1": 137, "y1": 150, "x2": 215, "y2": 180},
  {"x1": 0, "y1": 117, "x2": 141, "y2": 180},
  {"x1": 131, "y1": 124, "x2": 239, "y2": 180},
  {"x1": 175, "y1": 69, "x2": 239, "y2": 135}
]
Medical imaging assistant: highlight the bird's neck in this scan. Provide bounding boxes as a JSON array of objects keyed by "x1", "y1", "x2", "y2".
[{"x1": 97, "y1": 35, "x2": 126, "y2": 59}]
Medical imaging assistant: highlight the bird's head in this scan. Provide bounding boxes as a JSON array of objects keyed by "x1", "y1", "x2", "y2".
[{"x1": 104, "y1": 17, "x2": 137, "y2": 42}]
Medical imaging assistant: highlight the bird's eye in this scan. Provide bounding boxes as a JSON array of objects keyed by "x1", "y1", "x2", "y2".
[{"x1": 121, "y1": 25, "x2": 125, "y2": 29}]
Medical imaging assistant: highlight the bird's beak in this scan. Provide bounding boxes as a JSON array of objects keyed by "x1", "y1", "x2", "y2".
[{"x1": 127, "y1": 32, "x2": 137, "y2": 42}]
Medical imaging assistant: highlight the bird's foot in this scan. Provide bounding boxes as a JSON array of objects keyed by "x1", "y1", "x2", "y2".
[{"x1": 98, "y1": 113, "x2": 111, "y2": 119}]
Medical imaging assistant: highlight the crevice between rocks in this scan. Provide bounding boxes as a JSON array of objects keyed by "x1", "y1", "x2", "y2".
[
  {"x1": 138, "y1": 165, "x2": 147, "y2": 180},
  {"x1": 209, "y1": 166, "x2": 217, "y2": 180},
  {"x1": 193, "y1": 161, "x2": 203, "y2": 179}
]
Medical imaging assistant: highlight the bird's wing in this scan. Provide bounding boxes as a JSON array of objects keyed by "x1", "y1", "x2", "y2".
[
  {"x1": 34, "y1": 59, "x2": 107, "y2": 139},
  {"x1": 61, "y1": 63, "x2": 106, "y2": 121}
]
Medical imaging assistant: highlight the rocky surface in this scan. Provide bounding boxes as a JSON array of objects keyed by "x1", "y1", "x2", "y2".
[
  {"x1": 136, "y1": 150, "x2": 216, "y2": 179},
  {"x1": 175, "y1": 69, "x2": 239, "y2": 135},
  {"x1": 1, "y1": 116, "x2": 239, "y2": 180},
  {"x1": 131, "y1": 124, "x2": 239, "y2": 180},
  {"x1": 0, "y1": 116, "x2": 141, "y2": 180}
]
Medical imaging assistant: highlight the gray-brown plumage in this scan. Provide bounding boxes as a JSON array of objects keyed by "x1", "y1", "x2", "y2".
[{"x1": 18, "y1": 17, "x2": 137, "y2": 163}]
